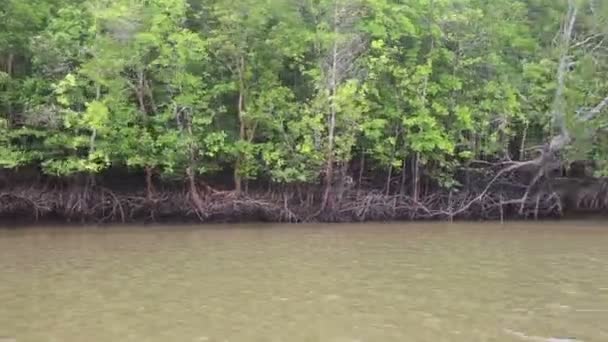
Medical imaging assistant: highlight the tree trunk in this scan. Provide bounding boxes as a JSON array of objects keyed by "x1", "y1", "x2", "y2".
[
  {"x1": 144, "y1": 79, "x2": 157, "y2": 113},
  {"x1": 385, "y1": 164, "x2": 393, "y2": 196},
  {"x1": 145, "y1": 166, "x2": 155, "y2": 201},
  {"x1": 357, "y1": 151, "x2": 365, "y2": 199},
  {"x1": 335, "y1": 162, "x2": 348, "y2": 205},
  {"x1": 137, "y1": 70, "x2": 147, "y2": 117},
  {"x1": 385, "y1": 128, "x2": 400, "y2": 196},
  {"x1": 235, "y1": 55, "x2": 246, "y2": 195},
  {"x1": 520, "y1": 122, "x2": 528, "y2": 161},
  {"x1": 411, "y1": 0, "x2": 432, "y2": 203},
  {"x1": 6, "y1": 53, "x2": 14, "y2": 125},
  {"x1": 412, "y1": 153, "x2": 420, "y2": 202},
  {"x1": 321, "y1": 102, "x2": 336, "y2": 211},
  {"x1": 399, "y1": 158, "x2": 407, "y2": 197},
  {"x1": 87, "y1": 84, "x2": 101, "y2": 161},
  {"x1": 187, "y1": 166, "x2": 204, "y2": 215},
  {"x1": 7, "y1": 53, "x2": 14, "y2": 76},
  {"x1": 548, "y1": 0, "x2": 577, "y2": 153},
  {"x1": 321, "y1": 1, "x2": 340, "y2": 212}
]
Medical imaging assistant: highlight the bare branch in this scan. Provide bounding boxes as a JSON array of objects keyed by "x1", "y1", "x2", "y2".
[
  {"x1": 579, "y1": 95, "x2": 608, "y2": 121},
  {"x1": 440, "y1": 158, "x2": 541, "y2": 218},
  {"x1": 571, "y1": 33, "x2": 604, "y2": 49}
]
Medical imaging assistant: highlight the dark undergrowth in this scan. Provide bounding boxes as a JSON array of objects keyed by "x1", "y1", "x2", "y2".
[{"x1": 1, "y1": 173, "x2": 606, "y2": 227}]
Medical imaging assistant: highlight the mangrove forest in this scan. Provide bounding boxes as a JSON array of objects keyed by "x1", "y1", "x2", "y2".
[{"x1": 1, "y1": 0, "x2": 608, "y2": 223}]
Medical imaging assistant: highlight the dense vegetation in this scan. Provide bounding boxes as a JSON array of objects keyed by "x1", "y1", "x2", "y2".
[{"x1": 1, "y1": 0, "x2": 608, "y2": 222}]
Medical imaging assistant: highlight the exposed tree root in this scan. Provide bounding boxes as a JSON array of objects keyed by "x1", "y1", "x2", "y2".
[{"x1": 1, "y1": 168, "x2": 605, "y2": 225}]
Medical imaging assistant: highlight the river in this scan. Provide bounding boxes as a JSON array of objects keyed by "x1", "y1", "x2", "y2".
[{"x1": 1, "y1": 222, "x2": 607, "y2": 342}]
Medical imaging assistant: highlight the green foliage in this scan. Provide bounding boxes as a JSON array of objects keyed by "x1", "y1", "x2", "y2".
[{"x1": 1, "y1": 0, "x2": 608, "y2": 190}]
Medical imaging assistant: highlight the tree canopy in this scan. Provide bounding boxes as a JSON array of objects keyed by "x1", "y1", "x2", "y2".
[{"x1": 1, "y1": 0, "x2": 608, "y2": 206}]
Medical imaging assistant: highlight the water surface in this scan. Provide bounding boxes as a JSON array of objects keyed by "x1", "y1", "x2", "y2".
[{"x1": 1, "y1": 222, "x2": 607, "y2": 342}]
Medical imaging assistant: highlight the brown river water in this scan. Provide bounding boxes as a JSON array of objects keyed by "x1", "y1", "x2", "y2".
[{"x1": 1, "y1": 222, "x2": 607, "y2": 342}]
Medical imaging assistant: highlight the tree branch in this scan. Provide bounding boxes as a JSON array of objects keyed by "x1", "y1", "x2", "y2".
[
  {"x1": 548, "y1": 0, "x2": 578, "y2": 153},
  {"x1": 579, "y1": 95, "x2": 608, "y2": 121}
]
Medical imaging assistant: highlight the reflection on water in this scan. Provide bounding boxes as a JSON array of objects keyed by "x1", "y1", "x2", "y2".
[{"x1": 1, "y1": 222, "x2": 607, "y2": 342}]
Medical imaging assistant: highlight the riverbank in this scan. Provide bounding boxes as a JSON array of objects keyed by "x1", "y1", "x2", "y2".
[{"x1": 1, "y1": 176, "x2": 605, "y2": 225}]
